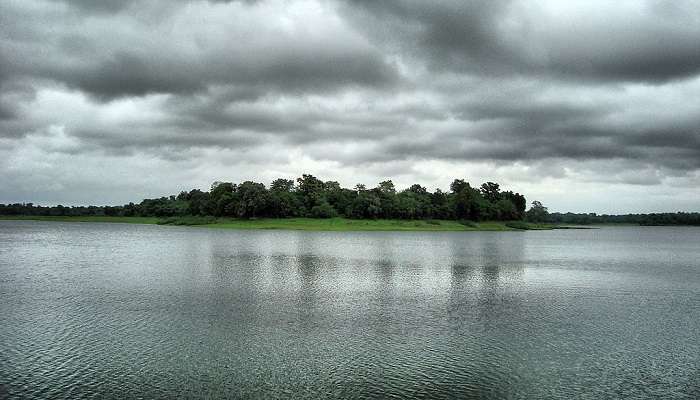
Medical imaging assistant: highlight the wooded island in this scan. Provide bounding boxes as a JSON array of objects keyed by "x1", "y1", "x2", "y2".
[{"x1": 2, "y1": 173, "x2": 698, "y2": 228}]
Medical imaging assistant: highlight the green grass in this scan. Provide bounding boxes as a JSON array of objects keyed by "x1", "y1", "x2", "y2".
[
  {"x1": 505, "y1": 221, "x2": 558, "y2": 230},
  {"x1": 206, "y1": 218, "x2": 480, "y2": 231},
  {"x1": 204, "y1": 218, "x2": 564, "y2": 231},
  {"x1": 529, "y1": 223, "x2": 560, "y2": 230},
  {"x1": 1, "y1": 215, "x2": 558, "y2": 231},
  {"x1": 158, "y1": 216, "x2": 217, "y2": 226},
  {"x1": 0, "y1": 215, "x2": 160, "y2": 224}
]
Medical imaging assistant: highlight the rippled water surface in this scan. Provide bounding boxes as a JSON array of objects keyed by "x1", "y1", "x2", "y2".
[{"x1": 1, "y1": 221, "x2": 699, "y2": 399}]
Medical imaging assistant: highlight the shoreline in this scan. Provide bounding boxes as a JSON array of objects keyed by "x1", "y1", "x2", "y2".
[{"x1": 0, "y1": 216, "x2": 563, "y2": 232}]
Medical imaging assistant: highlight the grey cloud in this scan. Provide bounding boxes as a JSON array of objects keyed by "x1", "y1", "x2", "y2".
[
  {"x1": 57, "y1": 45, "x2": 397, "y2": 100},
  {"x1": 47, "y1": 0, "x2": 141, "y2": 13},
  {"x1": 0, "y1": 101, "x2": 15, "y2": 120},
  {"x1": 0, "y1": 81, "x2": 38, "y2": 138},
  {"x1": 1, "y1": 0, "x2": 399, "y2": 100},
  {"x1": 322, "y1": 94, "x2": 700, "y2": 175},
  {"x1": 72, "y1": 127, "x2": 264, "y2": 155},
  {"x1": 543, "y1": 19, "x2": 700, "y2": 83},
  {"x1": 48, "y1": 0, "x2": 258, "y2": 14},
  {"x1": 1, "y1": 0, "x2": 700, "y2": 211},
  {"x1": 66, "y1": 52, "x2": 204, "y2": 98},
  {"x1": 343, "y1": 0, "x2": 700, "y2": 83},
  {"x1": 342, "y1": 0, "x2": 517, "y2": 74}
]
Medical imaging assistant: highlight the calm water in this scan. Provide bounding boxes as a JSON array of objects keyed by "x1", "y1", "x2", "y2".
[{"x1": 0, "y1": 221, "x2": 698, "y2": 399}]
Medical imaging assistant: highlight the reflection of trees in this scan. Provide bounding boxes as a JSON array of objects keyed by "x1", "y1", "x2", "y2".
[
  {"x1": 369, "y1": 233, "x2": 397, "y2": 292},
  {"x1": 285, "y1": 253, "x2": 324, "y2": 335},
  {"x1": 449, "y1": 263, "x2": 475, "y2": 289},
  {"x1": 447, "y1": 232, "x2": 529, "y2": 336},
  {"x1": 374, "y1": 260, "x2": 395, "y2": 293},
  {"x1": 448, "y1": 232, "x2": 527, "y2": 292},
  {"x1": 297, "y1": 254, "x2": 321, "y2": 295},
  {"x1": 294, "y1": 232, "x2": 323, "y2": 302},
  {"x1": 446, "y1": 233, "x2": 531, "y2": 395}
]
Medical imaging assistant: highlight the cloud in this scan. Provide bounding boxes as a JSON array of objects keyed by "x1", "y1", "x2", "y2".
[
  {"x1": 0, "y1": 0, "x2": 699, "y2": 212},
  {"x1": 343, "y1": 0, "x2": 700, "y2": 83},
  {"x1": 1, "y1": 0, "x2": 399, "y2": 100}
]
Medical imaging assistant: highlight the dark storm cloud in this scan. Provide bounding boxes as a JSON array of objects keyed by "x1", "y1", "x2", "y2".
[
  {"x1": 47, "y1": 0, "x2": 141, "y2": 13},
  {"x1": 72, "y1": 126, "x2": 265, "y2": 155},
  {"x1": 343, "y1": 0, "x2": 700, "y2": 83},
  {"x1": 344, "y1": 0, "x2": 518, "y2": 75},
  {"x1": 0, "y1": 0, "x2": 398, "y2": 101},
  {"x1": 370, "y1": 115, "x2": 700, "y2": 172},
  {"x1": 1, "y1": 0, "x2": 700, "y2": 210},
  {"x1": 48, "y1": 0, "x2": 258, "y2": 14},
  {"x1": 66, "y1": 52, "x2": 204, "y2": 98},
  {"x1": 56, "y1": 45, "x2": 397, "y2": 100},
  {"x1": 0, "y1": 101, "x2": 14, "y2": 120}
]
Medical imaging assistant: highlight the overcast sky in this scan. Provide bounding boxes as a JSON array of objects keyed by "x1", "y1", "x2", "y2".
[{"x1": 2, "y1": 0, "x2": 699, "y2": 213}]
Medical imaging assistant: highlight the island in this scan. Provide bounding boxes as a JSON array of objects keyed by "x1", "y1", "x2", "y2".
[{"x1": 2, "y1": 173, "x2": 698, "y2": 231}]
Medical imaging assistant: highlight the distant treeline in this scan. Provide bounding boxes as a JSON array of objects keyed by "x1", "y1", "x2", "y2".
[
  {"x1": 4, "y1": 175, "x2": 698, "y2": 225},
  {"x1": 0, "y1": 174, "x2": 529, "y2": 222},
  {"x1": 546, "y1": 212, "x2": 700, "y2": 226}
]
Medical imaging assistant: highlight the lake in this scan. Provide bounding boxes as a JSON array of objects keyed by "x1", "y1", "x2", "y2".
[{"x1": 1, "y1": 221, "x2": 698, "y2": 399}]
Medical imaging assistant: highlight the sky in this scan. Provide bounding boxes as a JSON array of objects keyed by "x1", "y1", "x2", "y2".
[{"x1": 1, "y1": 0, "x2": 699, "y2": 213}]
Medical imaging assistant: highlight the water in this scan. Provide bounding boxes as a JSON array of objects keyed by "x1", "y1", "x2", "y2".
[{"x1": 0, "y1": 221, "x2": 698, "y2": 399}]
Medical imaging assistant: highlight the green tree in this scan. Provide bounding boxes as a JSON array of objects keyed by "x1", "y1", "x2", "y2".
[
  {"x1": 209, "y1": 182, "x2": 235, "y2": 217},
  {"x1": 526, "y1": 201, "x2": 549, "y2": 222},
  {"x1": 347, "y1": 189, "x2": 381, "y2": 219},
  {"x1": 269, "y1": 178, "x2": 300, "y2": 217},
  {"x1": 480, "y1": 182, "x2": 501, "y2": 203},
  {"x1": 325, "y1": 181, "x2": 354, "y2": 216},
  {"x1": 430, "y1": 189, "x2": 453, "y2": 219},
  {"x1": 495, "y1": 198, "x2": 517, "y2": 220},
  {"x1": 450, "y1": 179, "x2": 469, "y2": 194},
  {"x1": 236, "y1": 181, "x2": 268, "y2": 218},
  {"x1": 502, "y1": 191, "x2": 526, "y2": 220},
  {"x1": 310, "y1": 200, "x2": 338, "y2": 218},
  {"x1": 396, "y1": 185, "x2": 432, "y2": 219},
  {"x1": 296, "y1": 174, "x2": 325, "y2": 214},
  {"x1": 270, "y1": 178, "x2": 294, "y2": 192},
  {"x1": 374, "y1": 180, "x2": 398, "y2": 218},
  {"x1": 451, "y1": 180, "x2": 486, "y2": 221},
  {"x1": 186, "y1": 189, "x2": 210, "y2": 216}
]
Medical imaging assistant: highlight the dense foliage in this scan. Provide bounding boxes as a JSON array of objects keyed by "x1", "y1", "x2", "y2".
[
  {"x1": 3, "y1": 175, "x2": 698, "y2": 226},
  {"x1": 0, "y1": 174, "x2": 528, "y2": 222}
]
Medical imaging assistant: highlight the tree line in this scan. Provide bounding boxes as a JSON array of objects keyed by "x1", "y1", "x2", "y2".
[
  {"x1": 0, "y1": 174, "x2": 530, "y2": 222},
  {"x1": 505, "y1": 201, "x2": 700, "y2": 226},
  {"x1": 3, "y1": 175, "x2": 698, "y2": 225},
  {"x1": 546, "y1": 211, "x2": 700, "y2": 226}
]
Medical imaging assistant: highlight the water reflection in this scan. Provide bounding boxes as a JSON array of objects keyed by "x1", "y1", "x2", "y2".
[
  {"x1": 373, "y1": 260, "x2": 396, "y2": 295},
  {"x1": 448, "y1": 232, "x2": 526, "y2": 291},
  {"x1": 295, "y1": 254, "x2": 323, "y2": 323},
  {"x1": 449, "y1": 263, "x2": 475, "y2": 288},
  {"x1": 2, "y1": 222, "x2": 699, "y2": 399}
]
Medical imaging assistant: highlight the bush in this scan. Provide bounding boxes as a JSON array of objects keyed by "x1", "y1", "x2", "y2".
[
  {"x1": 310, "y1": 202, "x2": 338, "y2": 219},
  {"x1": 505, "y1": 221, "x2": 529, "y2": 230}
]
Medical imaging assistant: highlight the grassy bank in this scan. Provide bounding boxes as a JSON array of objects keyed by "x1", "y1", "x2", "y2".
[
  {"x1": 0, "y1": 215, "x2": 160, "y2": 224},
  {"x1": 0, "y1": 215, "x2": 558, "y2": 231},
  {"x1": 201, "y1": 218, "x2": 549, "y2": 231}
]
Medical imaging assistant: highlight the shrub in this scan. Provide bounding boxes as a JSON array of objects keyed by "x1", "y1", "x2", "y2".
[
  {"x1": 505, "y1": 221, "x2": 529, "y2": 230},
  {"x1": 310, "y1": 202, "x2": 338, "y2": 219}
]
